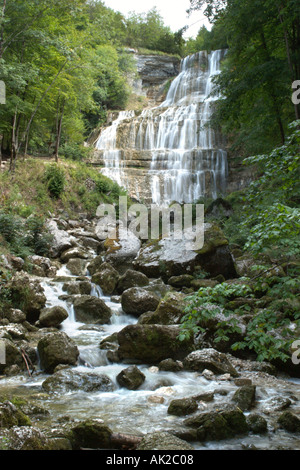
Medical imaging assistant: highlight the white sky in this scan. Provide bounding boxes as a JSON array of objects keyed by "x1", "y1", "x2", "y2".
[{"x1": 103, "y1": 0, "x2": 211, "y2": 38}]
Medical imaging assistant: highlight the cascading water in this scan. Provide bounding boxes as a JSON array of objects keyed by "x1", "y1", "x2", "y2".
[{"x1": 94, "y1": 49, "x2": 228, "y2": 205}]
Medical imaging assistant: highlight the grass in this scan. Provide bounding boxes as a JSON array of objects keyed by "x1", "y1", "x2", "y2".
[{"x1": 0, "y1": 157, "x2": 126, "y2": 219}]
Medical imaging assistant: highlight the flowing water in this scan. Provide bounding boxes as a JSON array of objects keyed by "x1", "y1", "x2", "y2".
[
  {"x1": 95, "y1": 50, "x2": 228, "y2": 205},
  {"x1": 1, "y1": 264, "x2": 300, "y2": 450}
]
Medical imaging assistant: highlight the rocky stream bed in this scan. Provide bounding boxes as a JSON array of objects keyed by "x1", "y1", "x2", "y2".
[{"x1": 0, "y1": 216, "x2": 300, "y2": 451}]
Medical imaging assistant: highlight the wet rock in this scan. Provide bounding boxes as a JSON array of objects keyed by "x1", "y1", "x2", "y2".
[
  {"x1": 158, "y1": 358, "x2": 184, "y2": 372},
  {"x1": 116, "y1": 365, "x2": 146, "y2": 390},
  {"x1": 6, "y1": 309, "x2": 26, "y2": 324},
  {"x1": 47, "y1": 220, "x2": 75, "y2": 258},
  {"x1": 117, "y1": 324, "x2": 194, "y2": 364},
  {"x1": 60, "y1": 247, "x2": 89, "y2": 263},
  {"x1": 116, "y1": 269, "x2": 149, "y2": 294},
  {"x1": 246, "y1": 414, "x2": 268, "y2": 434},
  {"x1": 91, "y1": 262, "x2": 120, "y2": 295},
  {"x1": 37, "y1": 331, "x2": 79, "y2": 373},
  {"x1": 168, "y1": 275, "x2": 194, "y2": 288},
  {"x1": 62, "y1": 280, "x2": 91, "y2": 296},
  {"x1": 66, "y1": 258, "x2": 88, "y2": 276},
  {"x1": 10, "y1": 273, "x2": 47, "y2": 323},
  {"x1": 232, "y1": 385, "x2": 256, "y2": 411},
  {"x1": 277, "y1": 411, "x2": 300, "y2": 433},
  {"x1": 184, "y1": 406, "x2": 248, "y2": 441},
  {"x1": 0, "y1": 338, "x2": 24, "y2": 374},
  {"x1": 121, "y1": 287, "x2": 160, "y2": 317},
  {"x1": 262, "y1": 396, "x2": 292, "y2": 413},
  {"x1": 183, "y1": 348, "x2": 239, "y2": 377},
  {"x1": 136, "y1": 431, "x2": 194, "y2": 451},
  {"x1": 192, "y1": 392, "x2": 214, "y2": 403},
  {"x1": 133, "y1": 223, "x2": 237, "y2": 281},
  {"x1": 138, "y1": 291, "x2": 185, "y2": 325},
  {"x1": 42, "y1": 369, "x2": 115, "y2": 393},
  {"x1": 38, "y1": 306, "x2": 69, "y2": 328},
  {"x1": 0, "y1": 426, "x2": 49, "y2": 450},
  {"x1": 167, "y1": 398, "x2": 198, "y2": 416},
  {"x1": 70, "y1": 419, "x2": 113, "y2": 450},
  {"x1": 0, "y1": 401, "x2": 31, "y2": 428},
  {"x1": 73, "y1": 295, "x2": 112, "y2": 324},
  {"x1": 27, "y1": 255, "x2": 55, "y2": 277},
  {"x1": 0, "y1": 324, "x2": 28, "y2": 340},
  {"x1": 105, "y1": 226, "x2": 142, "y2": 273}
]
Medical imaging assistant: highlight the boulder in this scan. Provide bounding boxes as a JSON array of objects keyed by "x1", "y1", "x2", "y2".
[
  {"x1": 137, "y1": 431, "x2": 194, "y2": 451},
  {"x1": 5, "y1": 309, "x2": 26, "y2": 324},
  {"x1": 0, "y1": 338, "x2": 24, "y2": 374},
  {"x1": 138, "y1": 291, "x2": 185, "y2": 325},
  {"x1": 62, "y1": 280, "x2": 91, "y2": 296},
  {"x1": 37, "y1": 331, "x2": 79, "y2": 373},
  {"x1": 70, "y1": 419, "x2": 113, "y2": 450},
  {"x1": 47, "y1": 220, "x2": 75, "y2": 258},
  {"x1": 10, "y1": 273, "x2": 47, "y2": 323},
  {"x1": 232, "y1": 385, "x2": 256, "y2": 411},
  {"x1": 0, "y1": 400, "x2": 31, "y2": 428},
  {"x1": 27, "y1": 255, "x2": 54, "y2": 277},
  {"x1": 116, "y1": 365, "x2": 146, "y2": 390},
  {"x1": 0, "y1": 426, "x2": 50, "y2": 450},
  {"x1": 73, "y1": 295, "x2": 112, "y2": 324},
  {"x1": 91, "y1": 262, "x2": 120, "y2": 295},
  {"x1": 158, "y1": 358, "x2": 184, "y2": 372},
  {"x1": 116, "y1": 269, "x2": 149, "y2": 294},
  {"x1": 133, "y1": 223, "x2": 236, "y2": 281},
  {"x1": 183, "y1": 348, "x2": 239, "y2": 377},
  {"x1": 184, "y1": 406, "x2": 248, "y2": 441},
  {"x1": 277, "y1": 411, "x2": 300, "y2": 433},
  {"x1": 104, "y1": 226, "x2": 141, "y2": 273},
  {"x1": 117, "y1": 324, "x2": 194, "y2": 364},
  {"x1": 167, "y1": 398, "x2": 198, "y2": 416},
  {"x1": 42, "y1": 369, "x2": 115, "y2": 393},
  {"x1": 167, "y1": 275, "x2": 194, "y2": 288},
  {"x1": 38, "y1": 306, "x2": 69, "y2": 328},
  {"x1": 121, "y1": 287, "x2": 160, "y2": 317},
  {"x1": 60, "y1": 247, "x2": 89, "y2": 264},
  {"x1": 246, "y1": 414, "x2": 268, "y2": 434},
  {"x1": 66, "y1": 258, "x2": 88, "y2": 276}
]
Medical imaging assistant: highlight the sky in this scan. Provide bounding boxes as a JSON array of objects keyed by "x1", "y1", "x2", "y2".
[{"x1": 103, "y1": 0, "x2": 211, "y2": 38}]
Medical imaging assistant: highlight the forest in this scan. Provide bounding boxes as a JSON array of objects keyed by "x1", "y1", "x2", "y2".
[{"x1": 0, "y1": 0, "x2": 299, "y2": 453}]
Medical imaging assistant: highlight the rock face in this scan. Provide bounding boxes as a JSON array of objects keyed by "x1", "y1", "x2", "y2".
[
  {"x1": 121, "y1": 287, "x2": 160, "y2": 317},
  {"x1": 73, "y1": 295, "x2": 112, "y2": 324},
  {"x1": 37, "y1": 331, "x2": 79, "y2": 373},
  {"x1": 117, "y1": 324, "x2": 194, "y2": 364}
]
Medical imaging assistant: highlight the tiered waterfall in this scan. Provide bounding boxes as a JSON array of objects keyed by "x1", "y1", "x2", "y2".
[{"x1": 95, "y1": 49, "x2": 228, "y2": 205}]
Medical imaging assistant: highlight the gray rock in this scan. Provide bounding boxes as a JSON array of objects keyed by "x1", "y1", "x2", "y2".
[
  {"x1": 121, "y1": 287, "x2": 160, "y2": 317},
  {"x1": 38, "y1": 306, "x2": 69, "y2": 328},
  {"x1": 137, "y1": 431, "x2": 194, "y2": 451},
  {"x1": 73, "y1": 295, "x2": 112, "y2": 324},
  {"x1": 232, "y1": 385, "x2": 256, "y2": 411},
  {"x1": 116, "y1": 269, "x2": 149, "y2": 294},
  {"x1": 91, "y1": 262, "x2": 119, "y2": 295},
  {"x1": 116, "y1": 365, "x2": 146, "y2": 390},
  {"x1": 167, "y1": 398, "x2": 198, "y2": 416},
  {"x1": 47, "y1": 220, "x2": 75, "y2": 258},
  {"x1": 183, "y1": 348, "x2": 239, "y2": 377},
  {"x1": 66, "y1": 258, "x2": 88, "y2": 276},
  {"x1": 37, "y1": 331, "x2": 79, "y2": 373},
  {"x1": 42, "y1": 369, "x2": 115, "y2": 393}
]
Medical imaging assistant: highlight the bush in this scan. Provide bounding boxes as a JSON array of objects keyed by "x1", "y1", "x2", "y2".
[{"x1": 44, "y1": 164, "x2": 65, "y2": 198}]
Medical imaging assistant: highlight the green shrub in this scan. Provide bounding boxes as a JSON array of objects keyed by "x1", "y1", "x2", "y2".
[{"x1": 44, "y1": 164, "x2": 65, "y2": 198}]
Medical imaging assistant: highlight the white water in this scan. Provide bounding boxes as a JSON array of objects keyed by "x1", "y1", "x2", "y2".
[{"x1": 94, "y1": 50, "x2": 228, "y2": 205}]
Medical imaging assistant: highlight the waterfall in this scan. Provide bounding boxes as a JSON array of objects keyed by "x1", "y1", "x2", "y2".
[{"x1": 94, "y1": 50, "x2": 228, "y2": 205}]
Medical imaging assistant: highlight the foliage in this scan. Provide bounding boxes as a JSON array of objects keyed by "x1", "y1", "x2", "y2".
[{"x1": 44, "y1": 164, "x2": 65, "y2": 199}]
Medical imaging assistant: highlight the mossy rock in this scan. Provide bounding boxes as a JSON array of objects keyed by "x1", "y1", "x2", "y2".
[{"x1": 70, "y1": 419, "x2": 113, "y2": 449}]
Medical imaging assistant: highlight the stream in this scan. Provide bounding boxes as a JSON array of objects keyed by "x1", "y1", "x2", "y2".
[{"x1": 1, "y1": 263, "x2": 300, "y2": 450}]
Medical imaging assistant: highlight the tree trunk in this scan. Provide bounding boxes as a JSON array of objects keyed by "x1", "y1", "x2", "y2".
[{"x1": 53, "y1": 97, "x2": 65, "y2": 162}]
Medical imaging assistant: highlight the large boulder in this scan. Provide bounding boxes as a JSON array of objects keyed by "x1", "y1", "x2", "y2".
[
  {"x1": 138, "y1": 291, "x2": 186, "y2": 325},
  {"x1": 0, "y1": 338, "x2": 24, "y2": 374},
  {"x1": 116, "y1": 269, "x2": 149, "y2": 294},
  {"x1": 73, "y1": 295, "x2": 112, "y2": 324},
  {"x1": 133, "y1": 223, "x2": 236, "y2": 281},
  {"x1": 42, "y1": 369, "x2": 115, "y2": 393},
  {"x1": 183, "y1": 348, "x2": 239, "y2": 377},
  {"x1": 9, "y1": 273, "x2": 47, "y2": 323},
  {"x1": 102, "y1": 226, "x2": 141, "y2": 273},
  {"x1": 37, "y1": 331, "x2": 79, "y2": 373},
  {"x1": 121, "y1": 287, "x2": 160, "y2": 317},
  {"x1": 47, "y1": 220, "x2": 75, "y2": 258},
  {"x1": 117, "y1": 324, "x2": 194, "y2": 364},
  {"x1": 38, "y1": 306, "x2": 68, "y2": 328},
  {"x1": 91, "y1": 262, "x2": 120, "y2": 296},
  {"x1": 70, "y1": 419, "x2": 113, "y2": 450}
]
